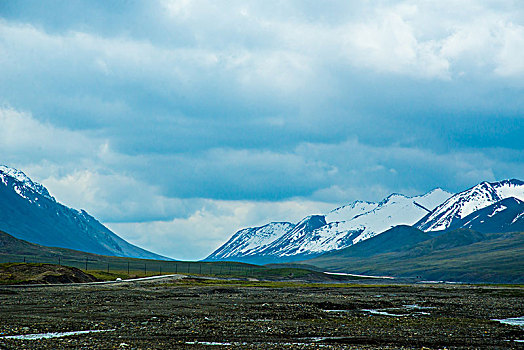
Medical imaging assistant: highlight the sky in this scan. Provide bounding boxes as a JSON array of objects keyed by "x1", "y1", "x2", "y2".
[{"x1": 1, "y1": 0, "x2": 523, "y2": 260}]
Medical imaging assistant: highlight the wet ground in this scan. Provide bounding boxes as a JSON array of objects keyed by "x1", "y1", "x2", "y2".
[{"x1": 0, "y1": 276, "x2": 522, "y2": 349}]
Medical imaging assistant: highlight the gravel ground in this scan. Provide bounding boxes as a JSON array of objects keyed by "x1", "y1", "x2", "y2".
[{"x1": 0, "y1": 277, "x2": 522, "y2": 349}]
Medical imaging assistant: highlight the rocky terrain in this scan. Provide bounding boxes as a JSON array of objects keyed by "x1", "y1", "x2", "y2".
[{"x1": 0, "y1": 277, "x2": 522, "y2": 349}]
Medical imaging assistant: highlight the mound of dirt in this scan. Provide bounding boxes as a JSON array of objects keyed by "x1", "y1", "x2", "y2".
[{"x1": 0, "y1": 263, "x2": 100, "y2": 284}]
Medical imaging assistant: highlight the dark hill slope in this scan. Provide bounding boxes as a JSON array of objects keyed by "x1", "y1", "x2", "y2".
[
  {"x1": 0, "y1": 229, "x2": 103, "y2": 260},
  {"x1": 0, "y1": 229, "x2": 178, "y2": 272},
  {"x1": 314, "y1": 225, "x2": 432, "y2": 259},
  {"x1": 450, "y1": 197, "x2": 524, "y2": 233},
  {"x1": 304, "y1": 228, "x2": 524, "y2": 283}
]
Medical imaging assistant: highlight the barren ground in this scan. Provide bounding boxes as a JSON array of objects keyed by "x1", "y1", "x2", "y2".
[{"x1": 0, "y1": 277, "x2": 522, "y2": 349}]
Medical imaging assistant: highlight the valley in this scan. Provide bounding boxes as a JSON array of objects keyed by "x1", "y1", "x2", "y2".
[{"x1": 0, "y1": 277, "x2": 522, "y2": 349}]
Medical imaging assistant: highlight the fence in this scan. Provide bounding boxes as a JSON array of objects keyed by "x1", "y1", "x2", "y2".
[{"x1": 0, "y1": 253, "x2": 262, "y2": 278}]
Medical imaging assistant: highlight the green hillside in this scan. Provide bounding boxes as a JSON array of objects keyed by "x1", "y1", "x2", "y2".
[
  {"x1": 0, "y1": 230, "x2": 363, "y2": 282},
  {"x1": 303, "y1": 227, "x2": 524, "y2": 283}
]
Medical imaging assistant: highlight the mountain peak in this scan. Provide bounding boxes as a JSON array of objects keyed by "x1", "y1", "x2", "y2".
[
  {"x1": 293, "y1": 215, "x2": 327, "y2": 232},
  {"x1": 377, "y1": 193, "x2": 407, "y2": 206},
  {"x1": 329, "y1": 199, "x2": 376, "y2": 213},
  {"x1": 422, "y1": 188, "x2": 447, "y2": 196},
  {"x1": 0, "y1": 165, "x2": 54, "y2": 201}
]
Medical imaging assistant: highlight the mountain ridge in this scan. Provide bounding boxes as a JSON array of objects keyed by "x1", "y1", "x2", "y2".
[
  {"x1": 207, "y1": 187, "x2": 453, "y2": 263},
  {"x1": 416, "y1": 179, "x2": 524, "y2": 232},
  {"x1": 0, "y1": 165, "x2": 169, "y2": 260}
]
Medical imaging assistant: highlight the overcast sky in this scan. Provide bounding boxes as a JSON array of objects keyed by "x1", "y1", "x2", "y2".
[{"x1": 1, "y1": 0, "x2": 523, "y2": 260}]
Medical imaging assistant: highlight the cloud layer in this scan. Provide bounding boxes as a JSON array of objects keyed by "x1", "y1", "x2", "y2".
[{"x1": 1, "y1": 1, "x2": 523, "y2": 259}]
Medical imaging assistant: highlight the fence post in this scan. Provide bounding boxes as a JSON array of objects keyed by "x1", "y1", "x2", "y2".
[
  {"x1": 199, "y1": 264, "x2": 202, "y2": 274},
  {"x1": 159, "y1": 266, "x2": 162, "y2": 276},
  {"x1": 175, "y1": 264, "x2": 177, "y2": 273},
  {"x1": 127, "y1": 261, "x2": 130, "y2": 275},
  {"x1": 107, "y1": 263, "x2": 109, "y2": 273},
  {"x1": 58, "y1": 257, "x2": 61, "y2": 266},
  {"x1": 85, "y1": 258, "x2": 88, "y2": 271},
  {"x1": 144, "y1": 263, "x2": 147, "y2": 276}
]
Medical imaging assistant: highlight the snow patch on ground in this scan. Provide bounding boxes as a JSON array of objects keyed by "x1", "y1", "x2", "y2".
[
  {"x1": 493, "y1": 316, "x2": 524, "y2": 328},
  {"x1": 0, "y1": 329, "x2": 115, "y2": 340}
]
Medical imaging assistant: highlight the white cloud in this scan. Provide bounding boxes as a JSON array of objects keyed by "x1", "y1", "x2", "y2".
[
  {"x1": 41, "y1": 170, "x2": 202, "y2": 222},
  {"x1": 0, "y1": 107, "x2": 100, "y2": 161},
  {"x1": 343, "y1": 6, "x2": 450, "y2": 78},
  {"x1": 495, "y1": 22, "x2": 524, "y2": 76},
  {"x1": 1, "y1": 1, "x2": 523, "y2": 261},
  {"x1": 162, "y1": 0, "x2": 193, "y2": 19}
]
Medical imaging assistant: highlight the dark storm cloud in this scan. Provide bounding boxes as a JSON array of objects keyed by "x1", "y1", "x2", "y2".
[{"x1": 1, "y1": 1, "x2": 523, "y2": 258}]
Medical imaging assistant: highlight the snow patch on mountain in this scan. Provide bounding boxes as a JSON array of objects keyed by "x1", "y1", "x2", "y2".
[
  {"x1": 488, "y1": 205, "x2": 507, "y2": 218},
  {"x1": 257, "y1": 215, "x2": 328, "y2": 258},
  {"x1": 414, "y1": 188, "x2": 452, "y2": 211},
  {"x1": 444, "y1": 197, "x2": 524, "y2": 233},
  {"x1": 512, "y1": 211, "x2": 524, "y2": 225},
  {"x1": 325, "y1": 200, "x2": 377, "y2": 223}
]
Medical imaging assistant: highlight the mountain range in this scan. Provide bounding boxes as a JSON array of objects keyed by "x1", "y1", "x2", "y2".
[
  {"x1": 0, "y1": 165, "x2": 167, "y2": 260},
  {"x1": 1, "y1": 163, "x2": 522, "y2": 281},
  {"x1": 207, "y1": 179, "x2": 524, "y2": 264}
]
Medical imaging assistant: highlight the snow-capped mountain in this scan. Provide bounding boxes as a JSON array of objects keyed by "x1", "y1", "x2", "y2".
[
  {"x1": 206, "y1": 222, "x2": 295, "y2": 262},
  {"x1": 416, "y1": 179, "x2": 524, "y2": 232},
  {"x1": 325, "y1": 189, "x2": 453, "y2": 244},
  {"x1": 257, "y1": 215, "x2": 329, "y2": 260},
  {"x1": 0, "y1": 165, "x2": 54, "y2": 201},
  {"x1": 207, "y1": 188, "x2": 453, "y2": 263},
  {"x1": 0, "y1": 165, "x2": 169, "y2": 259}
]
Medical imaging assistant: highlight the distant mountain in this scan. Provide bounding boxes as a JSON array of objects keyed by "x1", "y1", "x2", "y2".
[
  {"x1": 0, "y1": 165, "x2": 169, "y2": 260},
  {"x1": 207, "y1": 188, "x2": 453, "y2": 263},
  {"x1": 303, "y1": 228, "x2": 524, "y2": 283},
  {"x1": 206, "y1": 222, "x2": 295, "y2": 263},
  {"x1": 416, "y1": 179, "x2": 524, "y2": 232},
  {"x1": 207, "y1": 178, "x2": 524, "y2": 282}
]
